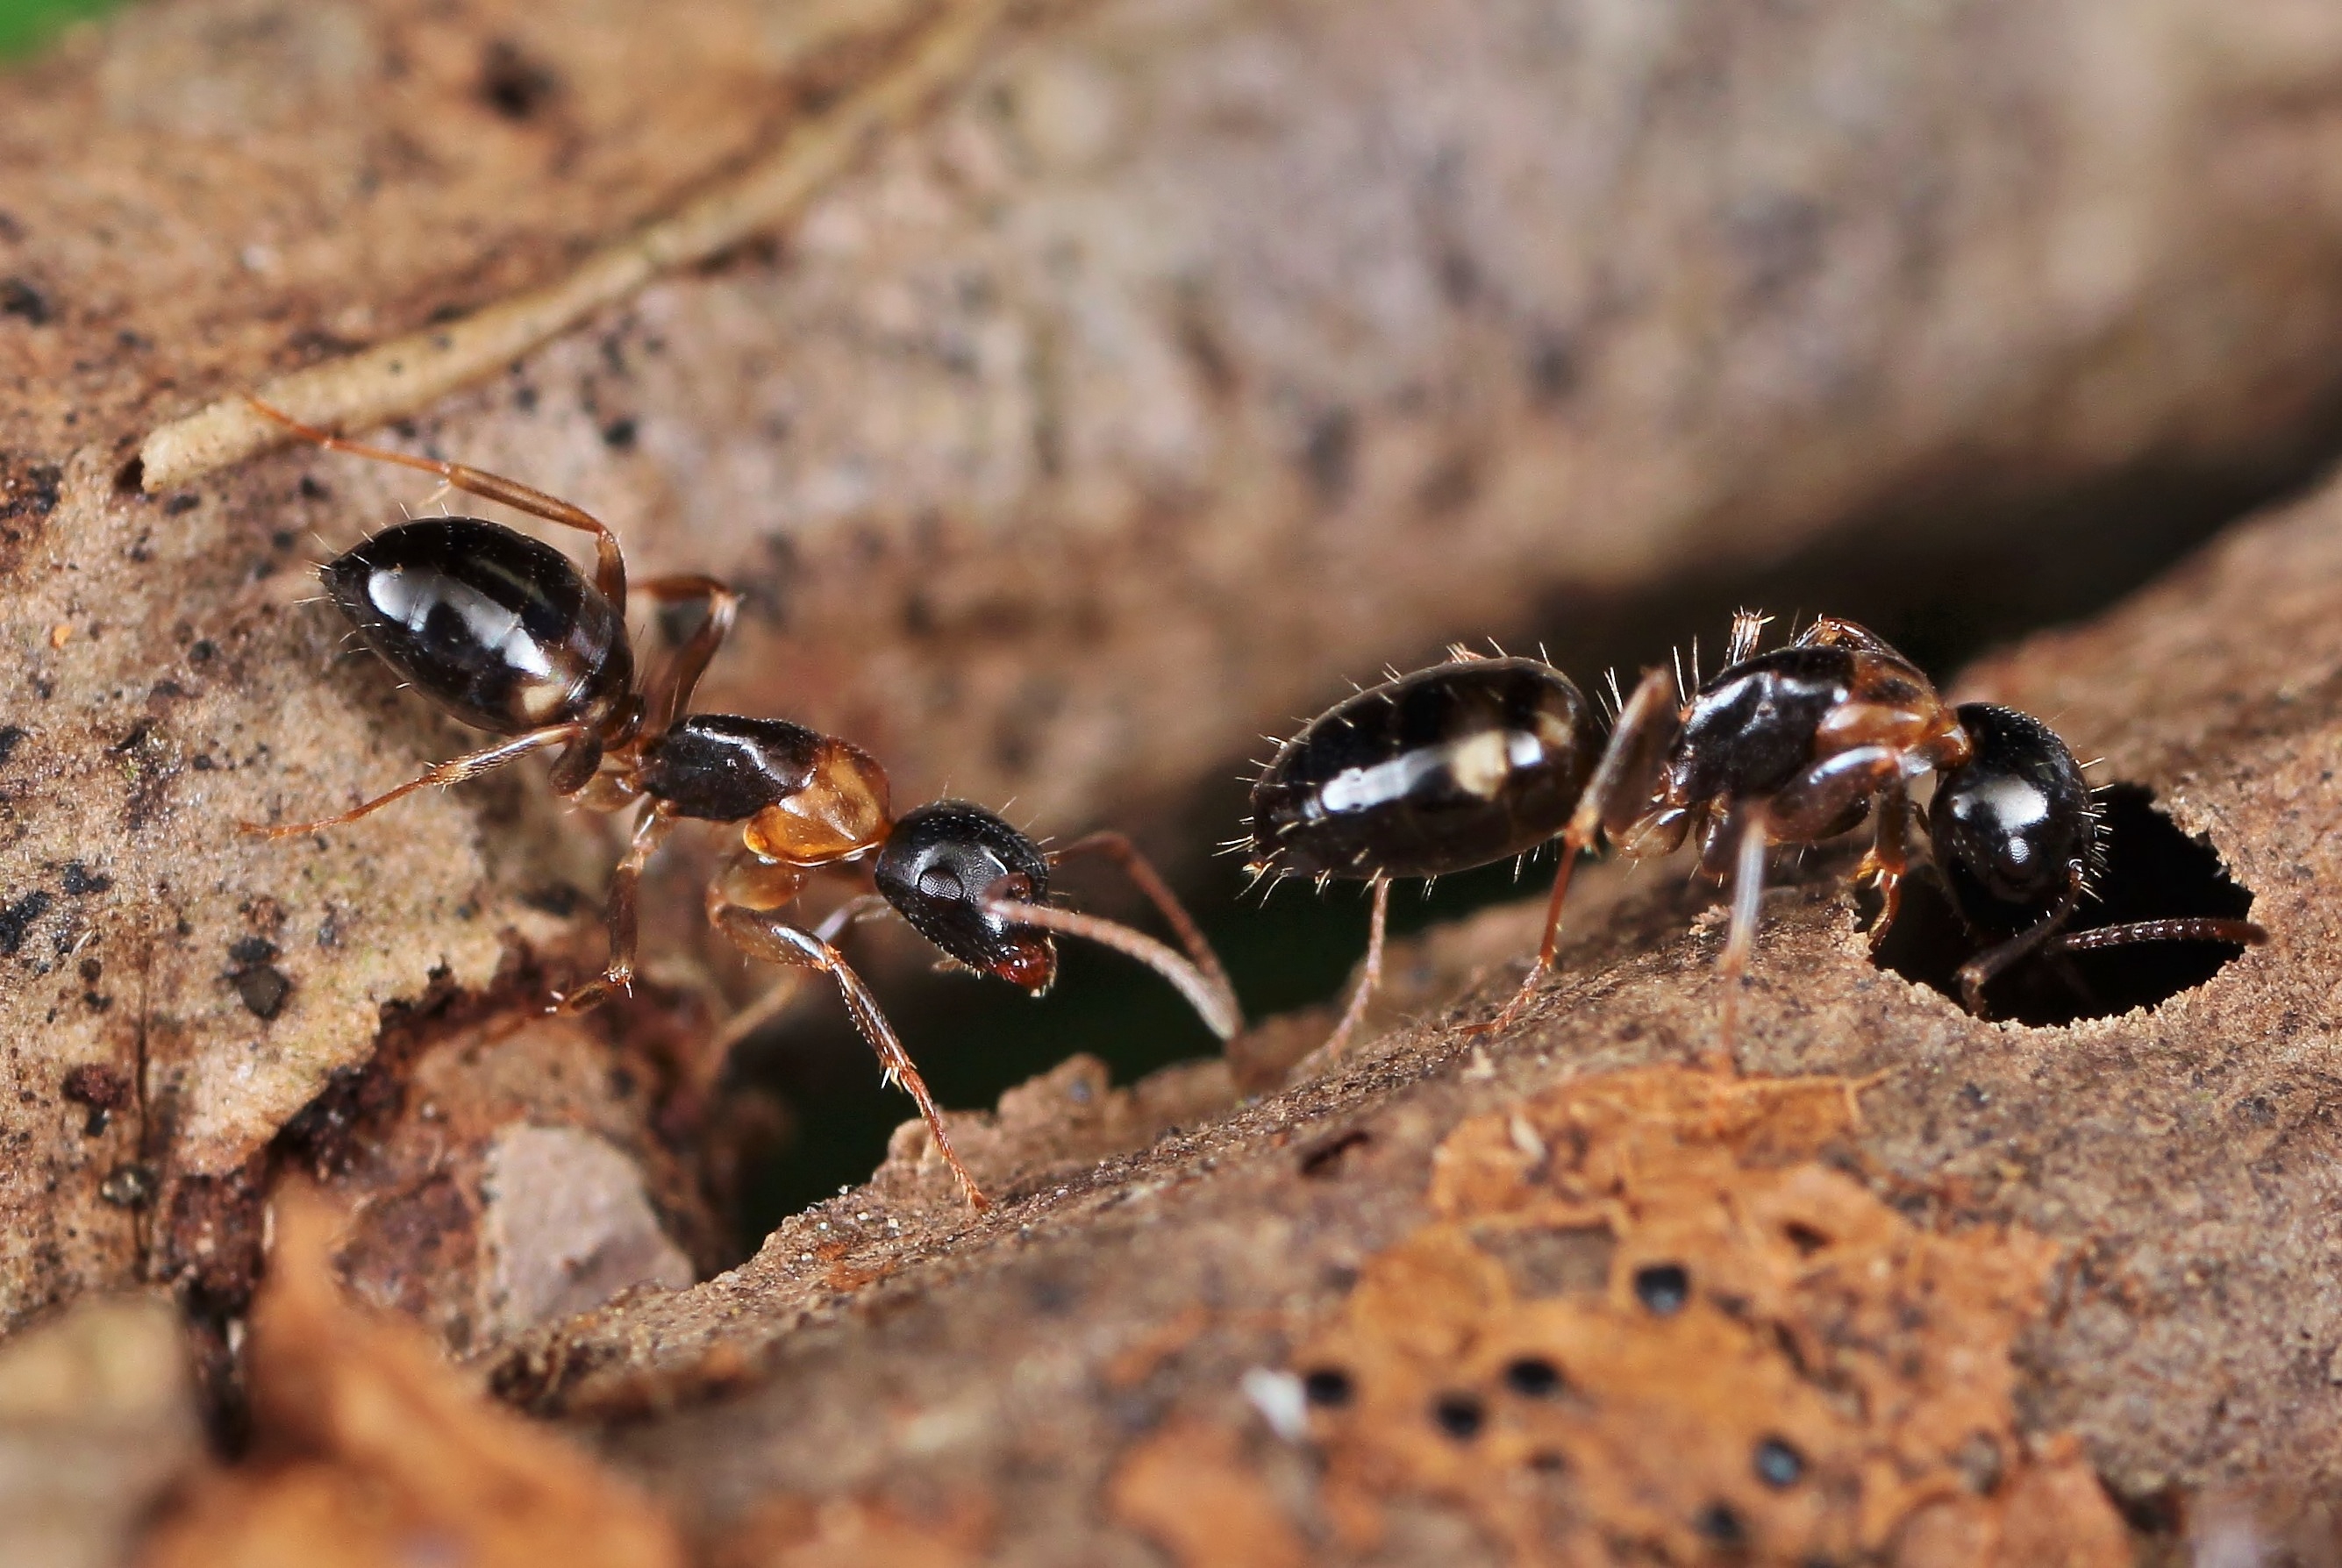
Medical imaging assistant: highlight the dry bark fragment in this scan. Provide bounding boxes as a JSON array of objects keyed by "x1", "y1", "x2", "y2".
[
  {"x1": 1299, "y1": 1066, "x2": 2124, "y2": 1564},
  {"x1": 0, "y1": 1293, "x2": 199, "y2": 1568},
  {"x1": 136, "y1": 1187, "x2": 687, "y2": 1568}
]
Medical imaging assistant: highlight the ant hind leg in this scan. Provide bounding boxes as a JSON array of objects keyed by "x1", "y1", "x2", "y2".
[
  {"x1": 245, "y1": 396, "x2": 632, "y2": 614},
  {"x1": 631, "y1": 574, "x2": 739, "y2": 736},
  {"x1": 1319, "y1": 878, "x2": 1390, "y2": 1059},
  {"x1": 239, "y1": 723, "x2": 586, "y2": 839},
  {"x1": 1467, "y1": 664, "x2": 1682, "y2": 1038}
]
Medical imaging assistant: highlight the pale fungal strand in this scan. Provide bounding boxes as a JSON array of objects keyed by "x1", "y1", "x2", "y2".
[{"x1": 138, "y1": 0, "x2": 1013, "y2": 494}]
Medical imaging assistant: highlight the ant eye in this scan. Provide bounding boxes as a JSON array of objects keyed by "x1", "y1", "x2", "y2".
[{"x1": 917, "y1": 865, "x2": 966, "y2": 902}]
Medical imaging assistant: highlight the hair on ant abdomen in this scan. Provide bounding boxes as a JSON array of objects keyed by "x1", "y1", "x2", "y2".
[
  {"x1": 240, "y1": 400, "x2": 1240, "y2": 1209},
  {"x1": 1246, "y1": 614, "x2": 2264, "y2": 1054}
]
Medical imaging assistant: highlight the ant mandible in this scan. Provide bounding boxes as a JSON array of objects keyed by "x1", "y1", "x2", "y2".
[
  {"x1": 238, "y1": 400, "x2": 1240, "y2": 1209},
  {"x1": 1245, "y1": 612, "x2": 2263, "y2": 1053}
]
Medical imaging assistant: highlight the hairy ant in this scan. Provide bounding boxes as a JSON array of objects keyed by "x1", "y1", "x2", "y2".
[
  {"x1": 1245, "y1": 613, "x2": 2263, "y2": 1053},
  {"x1": 239, "y1": 400, "x2": 1239, "y2": 1208}
]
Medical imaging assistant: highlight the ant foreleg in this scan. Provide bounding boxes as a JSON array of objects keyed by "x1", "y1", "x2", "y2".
[
  {"x1": 239, "y1": 723, "x2": 587, "y2": 839},
  {"x1": 245, "y1": 396, "x2": 632, "y2": 616},
  {"x1": 1953, "y1": 872, "x2": 2086, "y2": 1016},
  {"x1": 699, "y1": 894, "x2": 891, "y2": 1064},
  {"x1": 712, "y1": 902, "x2": 988, "y2": 1210}
]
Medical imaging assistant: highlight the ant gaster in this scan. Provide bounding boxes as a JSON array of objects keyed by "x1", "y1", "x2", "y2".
[
  {"x1": 1246, "y1": 613, "x2": 2262, "y2": 1052},
  {"x1": 239, "y1": 401, "x2": 1240, "y2": 1208}
]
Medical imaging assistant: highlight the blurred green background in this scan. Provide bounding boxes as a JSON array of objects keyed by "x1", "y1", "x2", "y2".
[{"x1": 0, "y1": 0, "x2": 116, "y2": 58}]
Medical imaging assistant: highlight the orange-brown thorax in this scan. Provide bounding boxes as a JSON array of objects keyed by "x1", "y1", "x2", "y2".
[{"x1": 742, "y1": 738, "x2": 893, "y2": 865}]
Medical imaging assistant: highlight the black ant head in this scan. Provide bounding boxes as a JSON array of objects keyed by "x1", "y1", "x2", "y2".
[
  {"x1": 1927, "y1": 703, "x2": 2097, "y2": 937},
  {"x1": 875, "y1": 802, "x2": 1057, "y2": 994}
]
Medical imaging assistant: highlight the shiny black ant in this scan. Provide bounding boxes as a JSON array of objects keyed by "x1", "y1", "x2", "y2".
[
  {"x1": 239, "y1": 400, "x2": 1239, "y2": 1208},
  {"x1": 1244, "y1": 612, "x2": 2263, "y2": 1052}
]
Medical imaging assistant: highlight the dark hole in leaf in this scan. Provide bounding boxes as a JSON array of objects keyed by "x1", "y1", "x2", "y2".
[
  {"x1": 1870, "y1": 784, "x2": 2258, "y2": 1026},
  {"x1": 1632, "y1": 1262, "x2": 1689, "y2": 1315},
  {"x1": 1503, "y1": 1356, "x2": 1564, "y2": 1398},
  {"x1": 1301, "y1": 1367, "x2": 1353, "y2": 1408},
  {"x1": 1431, "y1": 1391, "x2": 1485, "y2": 1440},
  {"x1": 479, "y1": 39, "x2": 559, "y2": 120},
  {"x1": 1754, "y1": 1436, "x2": 1804, "y2": 1488}
]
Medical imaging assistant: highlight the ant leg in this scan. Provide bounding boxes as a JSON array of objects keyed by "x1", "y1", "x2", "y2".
[
  {"x1": 989, "y1": 832, "x2": 1240, "y2": 1040},
  {"x1": 244, "y1": 396, "x2": 631, "y2": 616},
  {"x1": 1954, "y1": 873, "x2": 2086, "y2": 1016},
  {"x1": 556, "y1": 807, "x2": 680, "y2": 1013},
  {"x1": 240, "y1": 723, "x2": 586, "y2": 838},
  {"x1": 1853, "y1": 781, "x2": 1912, "y2": 951},
  {"x1": 1714, "y1": 810, "x2": 1772, "y2": 1050},
  {"x1": 1764, "y1": 743, "x2": 1910, "y2": 955},
  {"x1": 1467, "y1": 666, "x2": 1682, "y2": 1037},
  {"x1": 698, "y1": 894, "x2": 891, "y2": 1073},
  {"x1": 632, "y1": 574, "x2": 739, "y2": 736},
  {"x1": 1319, "y1": 878, "x2": 1390, "y2": 1059},
  {"x1": 712, "y1": 902, "x2": 988, "y2": 1209}
]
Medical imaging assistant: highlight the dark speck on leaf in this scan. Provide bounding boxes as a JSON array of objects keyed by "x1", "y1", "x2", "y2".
[
  {"x1": 0, "y1": 890, "x2": 53, "y2": 956},
  {"x1": 1696, "y1": 1502, "x2": 1746, "y2": 1546},
  {"x1": 162, "y1": 493, "x2": 200, "y2": 516},
  {"x1": 480, "y1": 39, "x2": 560, "y2": 120},
  {"x1": 601, "y1": 417, "x2": 638, "y2": 450},
  {"x1": 0, "y1": 726, "x2": 24, "y2": 766},
  {"x1": 62, "y1": 1064, "x2": 128, "y2": 1111},
  {"x1": 0, "y1": 277, "x2": 49, "y2": 325},
  {"x1": 2, "y1": 464, "x2": 61, "y2": 523},
  {"x1": 1303, "y1": 407, "x2": 1356, "y2": 502},
  {"x1": 228, "y1": 935, "x2": 279, "y2": 966},
  {"x1": 233, "y1": 965, "x2": 293, "y2": 1020},
  {"x1": 1634, "y1": 1262, "x2": 1690, "y2": 1315},
  {"x1": 61, "y1": 862, "x2": 111, "y2": 895},
  {"x1": 99, "y1": 1164, "x2": 155, "y2": 1208}
]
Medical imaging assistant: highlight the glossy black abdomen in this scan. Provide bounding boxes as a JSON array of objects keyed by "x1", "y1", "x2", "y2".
[
  {"x1": 323, "y1": 518, "x2": 632, "y2": 736},
  {"x1": 1666, "y1": 645, "x2": 1854, "y2": 803},
  {"x1": 1248, "y1": 658, "x2": 1597, "y2": 880}
]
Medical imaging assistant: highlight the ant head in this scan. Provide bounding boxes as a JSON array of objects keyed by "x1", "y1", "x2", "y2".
[
  {"x1": 875, "y1": 802, "x2": 1056, "y2": 993},
  {"x1": 1927, "y1": 703, "x2": 2096, "y2": 935}
]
